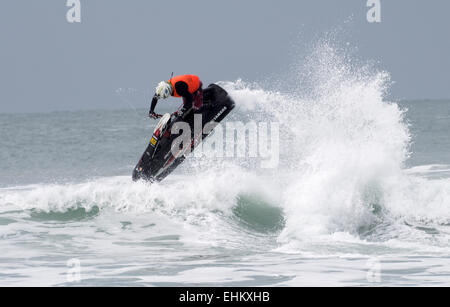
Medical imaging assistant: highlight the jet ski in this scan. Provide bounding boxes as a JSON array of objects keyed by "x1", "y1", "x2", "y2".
[{"x1": 132, "y1": 83, "x2": 235, "y2": 182}]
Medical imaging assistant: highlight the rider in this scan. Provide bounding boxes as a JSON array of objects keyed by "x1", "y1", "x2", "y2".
[{"x1": 149, "y1": 74, "x2": 203, "y2": 119}]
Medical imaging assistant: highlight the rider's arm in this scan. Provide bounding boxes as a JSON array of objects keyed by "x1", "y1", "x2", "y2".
[{"x1": 149, "y1": 94, "x2": 159, "y2": 114}]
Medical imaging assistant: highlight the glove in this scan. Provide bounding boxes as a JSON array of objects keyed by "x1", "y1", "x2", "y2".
[
  {"x1": 149, "y1": 111, "x2": 161, "y2": 119},
  {"x1": 172, "y1": 110, "x2": 182, "y2": 117}
]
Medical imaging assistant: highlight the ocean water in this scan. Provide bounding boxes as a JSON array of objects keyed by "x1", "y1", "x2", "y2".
[{"x1": 1, "y1": 46, "x2": 450, "y2": 287}]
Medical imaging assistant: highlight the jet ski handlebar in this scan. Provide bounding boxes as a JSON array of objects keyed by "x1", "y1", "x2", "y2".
[
  {"x1": 148, "y1": 111, "x2": 181, "y2": 120},
  {"x1": 148, "y1": 112, "x2": 163, "y2": 119}
]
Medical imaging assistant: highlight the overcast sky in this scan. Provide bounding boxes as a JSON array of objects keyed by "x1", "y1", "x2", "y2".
[{"x1": 0, "y1": 0, "x2": 449, "y2": 113}]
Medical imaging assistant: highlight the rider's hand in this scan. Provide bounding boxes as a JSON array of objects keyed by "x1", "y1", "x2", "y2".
[{"x1": 149, "y1": 111, "x2": 160, "y2": 119}]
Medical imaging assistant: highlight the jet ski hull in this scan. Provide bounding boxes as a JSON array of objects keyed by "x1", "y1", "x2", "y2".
[{"x1": 132, "y1": 84, "x2": 235, "y2": 182}]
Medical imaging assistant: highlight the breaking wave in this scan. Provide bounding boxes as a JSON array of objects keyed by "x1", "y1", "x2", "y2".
[{"x1": 2, "y1": 38, "x2": 450, "y2": 255}]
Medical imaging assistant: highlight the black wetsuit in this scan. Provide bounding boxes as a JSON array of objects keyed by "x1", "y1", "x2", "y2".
[{"x1": 150, "y1": 81, "x2": 201, "y2": 114}]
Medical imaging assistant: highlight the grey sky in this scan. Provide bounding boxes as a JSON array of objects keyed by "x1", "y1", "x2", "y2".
[{"x1": 0, "y1": 0, "x2": 449, "y2": 113}]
